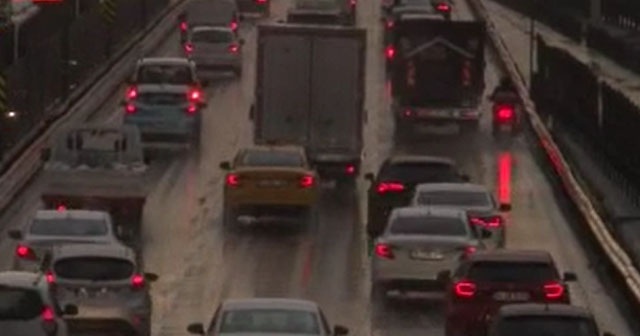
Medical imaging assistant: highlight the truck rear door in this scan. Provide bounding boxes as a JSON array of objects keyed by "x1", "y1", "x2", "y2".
[
  {"x1": 257, "y1": 33, "x2": 311, "y2": 143},
  {"x1": 308, "y1": 34, "x2": 364, "y2": 155}
]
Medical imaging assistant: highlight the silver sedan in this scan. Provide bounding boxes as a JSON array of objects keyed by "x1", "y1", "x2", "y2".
[
  {"x1": 371, "y1": 206, "x2": 491, "y2": 300},
  {"x1": 410, "y1": 182, "x2": 511, "y2": 247}
]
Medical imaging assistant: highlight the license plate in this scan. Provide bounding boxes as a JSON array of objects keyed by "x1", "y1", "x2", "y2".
[
  {"x1": 410, "y1": 250, "x2": 444, "y2": 260},
  {"x1": 493, "y1": 291, "x2": 530, "y2": 301},
  {"x1": 257, "y1": 180, "x2": 286, "y2": 187}
]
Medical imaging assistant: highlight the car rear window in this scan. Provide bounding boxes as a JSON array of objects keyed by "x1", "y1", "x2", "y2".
[
  {"x1": 416, "y1": 190, "x2": 491, "y2": 207},
  {"x1": 389, "y1": 215, "x2": 467, "y2": 236},
  {"x1": 220, "y1": 309, "x2": 320, "y2": 334},
  {"x1": 30, "y1": 218, "x2": 108, "y2": 237},
  {"x1": 295, "y1": 0, "x2": 340, "y2": 10},
  {"x1": 192, "y1": 29, "x2": 233, "y2": 43},
  {"x1": 497, "y1": 316, "x2": 597, "y2": 336},
  {"x1": 0, "y1": 287, "x2": 43, "y2": 320},
  {"x1": 137, "y1": 92, "x2": 187, "y2": 105},
  {"x1": 241, "y1": 151, "x2": 303, "y2": 167},
  {"x1": 467, "y1": 261, "x2": 557, "y2": 282},
  {"x1": 137, "y1": 65, "x2": 193, "y2": 85},
  {"x1": 380, "y1": 162, "x2": 460, "y2": 183},
  {"x1": 54, "y1": 257, "x2": 134, "y2": 281}
]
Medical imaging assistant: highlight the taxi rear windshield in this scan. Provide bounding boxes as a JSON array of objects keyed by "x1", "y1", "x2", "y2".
[
  {"x1": 497, "y1": 316, "x2": 597, "y2": 336},
  {"x1": 54, "y1": 257, "x2": 134, "y2": 281},
  {"x1": 467, "y1": 261, "x2": 557, "y2": 282},
  {"x1": 241, "y1": 151, "x2": 303, "y2": 167},
  {"x1": 192, "y1": 29, "x2": 233, "y2": 43},
  {"x1": 0, "y1": 287, "x2": 43, "y2": 320}
]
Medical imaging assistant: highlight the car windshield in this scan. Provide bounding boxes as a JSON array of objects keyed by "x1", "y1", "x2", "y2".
[
  {"x1": 54, "y1": 257, "x2": 134, "y2": 281},
  {"x1": 380, "y1": 162, "x2": 460, "y2": 184},
  {"x1": 30, "y1": 218, "x2": 108, "y2": 237},
  {"x1": 416, "y1": 190, "x2": 491, "y2": 207},
  {"x1": 496, "y1": 316, "x2": 598, "y2": 336},
  {"x1": 0, "y1": 287, "x2": 43, "y2": 320},
  {"x1": 468, "y1": 261, "x2": 557, "y2": 282},
  {"x1": 389, "y1": 215, "x2": 467, "y2": 236},
  {"x1": 137, "y1": 64, "x2": 193, "y2": 84},
  {"x1": 220, "y1": 309, "x2": 320, "y2": 334},
  {"x1": 192, "y1": 29, "x2": 233, "y2": 43},
  {"x1": 241, "y1": 151, "x2": 303, "y2": 167}
]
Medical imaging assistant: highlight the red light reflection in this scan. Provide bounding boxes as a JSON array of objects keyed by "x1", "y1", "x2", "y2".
[{"x1": 497, "y1": 152, "x2": 512, "y2": 206}]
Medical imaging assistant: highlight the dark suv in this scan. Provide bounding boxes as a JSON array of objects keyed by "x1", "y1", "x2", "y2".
[
  {"x1": 442, "y1": 250, "x2": 577, "y2": 336},
  {"x1": 365, "y1": 155, "x2": 469, "y2": 238},
  {"x1": 487, "y1": 303, "x2": 614, "y2": 336}
]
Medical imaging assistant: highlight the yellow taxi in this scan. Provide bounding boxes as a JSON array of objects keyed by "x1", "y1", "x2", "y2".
[{"x1": 219, "y1": 145, "x2": 319, "y2": 225}]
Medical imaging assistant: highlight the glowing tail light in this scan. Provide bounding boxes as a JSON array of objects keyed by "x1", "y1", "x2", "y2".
[
  {"x1": 131, "y1": 274, "x2": 145, "y2": 290},
  {"x1": 436, "y1": 2, "x2": 451, "y2": 12},
  {"x1": 56, "y1": 205, "x2": 66, "y2": 212},
  {"x1": 385, "y1": 19, "x2": 394, "y2": 29},
  {"x1": 374, "y1": 243, "x2": 394, "y2": 259},
  {"x1": 126, "y1": 86, "x2": 137, "y2": 100},
  {"x1": 186, "y1": 104, "x2": 198, "y2": 115},
  {"x1": 16, "y1": 244, "x2": 36, "y2": 260},
  {"x1": 454, "y1": 280, "x2": 476, "y2": 298},
  {"x1": 45, "y1": 271, "x2": 56, "y2": 284},
  {"x1": 256, "y1": 0, "x2": 267, "y2": 3},
  {"x1": 345, "y1": 164, "x2": 356, "y2": 175},
  {"x1": 226, "y1": 174, "x2": 240, "y2": 187},
  {"x1": 299, "y1": 175, "x2": 315, "y2": 188},
  {"x1": 464, "y1": 245, "x2": 477, "y2": 256},
  {"x1": 496, "y1": 105, "x2": 514, "y2": 122},
  {"x1": 543, "y1": 282, "x2": 565, "y2": 299},
  {"x1": 41, "y1": 305, "x2": 57, "y2": 335},
  {"x1": 179, "y1": 21, "x2": 188, "y2": 32},
  {"x1": 376, "y1": 182, "x2": 405, "y2": 194},
  {"x1": 230, "y1": 21, "x2": 238, "y2": 31},
  {"x1": 184, "y1": 42, "x2": 194, "y2": 54},
  {"x1": 188, "y1": 88, "x2": 202, "y2": 102},
  {"x1": 385, "y1": 45, "x2": 395, "y2": 60},
  {"x1": 228, "y1": 43, "x2": 240, "y2": 54},
  {"x1": 125, "y1": 103, "x2": 137, "y2": 115},
  {"x1": 470, "y1": 216, "x2": 503, "y2": 228},
  {"x1": 41, "y1": 306, "x2": 55, "y2": 322}
]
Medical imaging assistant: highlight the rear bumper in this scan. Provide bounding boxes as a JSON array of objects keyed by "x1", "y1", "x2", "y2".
[
  {"x1": 394, "y1": 105, "x2": 481, "y2": 124},
  {"x1": 372, "y1": 258, "x2": 458, "y2": 283},
  {"x1": 374, "y1": 279, "x2": 448, "y2": 291},
  {"x1": 225, "y1": 189, "x2": 317, "y2": 208}
]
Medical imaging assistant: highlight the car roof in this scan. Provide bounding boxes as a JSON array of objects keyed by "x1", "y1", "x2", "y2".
[
  {"x1": 222, "y1": 298, "x2": 319, "y2": 312},
  {"x1": 391, "y1": 206, "x2": 468, "y2": 219},
  {"x1": 497, "y1": 303, "x2": 592, "y2": 319},
  {"x1": 52, "y1": 243, "x2": 135, "y2": 261},
  {"x1": 33, "y1": 209, "x2": 110, "y2": 221},
  {"x1": 138, "y1": 57, "x2": 191, "y2": 66},
  {"x1": 414, "y1": 183, "x2": 489, "y2": 193},
  {"x1": 468, "y1": 249, "x2": 554, "y2": 263},
  {"x1": 386, "y1": 155, "x2": 455, "y2": 165},
  {"x1": 0, "y1": 271, "x2": 44, "y2": 288}
]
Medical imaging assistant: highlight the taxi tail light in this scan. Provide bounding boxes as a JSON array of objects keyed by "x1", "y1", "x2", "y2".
[
  {"x1": 131, "y1": 274, "x2": 146, "y2": 290},
  {"x1": 385, "y1": 45, "x2": 395, "y2": 60},
  {"x1": 230, "y1": 20, "x2": 238, "y2": 31},
  {"x1": 226, "y1": 173, "x2": 240, "y2": 187},
  {"x1": 299, "y1": 175, "x2": 315, "y2": 188},
  {"x1": 228, "y1": 43, "x2": 240, "y2": 54},
  {"x1": 184, "y1": 42, "x2": 194, "y2": 54},
  {"x1": 126, "y1": 86, "x2": 137, "y2": 100},
  {"x1": 345, "y1": 164, "x2": 356, "y2": 175},
  {"x1": 179, "y1": 21, "x2": 188, "y2": 32},
  {"x1": 454, "y1": 280, "x2": 476, "y2": 298},
  {"x1": 15, "y1": 244, "x2": 36, "y2": 260},
  {"x1": 470, "y1": 215, "x2": 503, "y2": 228},
  {"x1": 436, "y1": 2, "x2": 451, "y2": 12},
  {"x1": 376, "y1": 182, "x2": 405, "y2": 194},
  {"x1": 374, "y1": 243, "x2": 394, "y2": 259},
  {"x1": 543, "y1": 282, "x2": 565, "y2": 299},
  {"x1": 495, "y1": 105, "x2": 514, "y2": 122}
]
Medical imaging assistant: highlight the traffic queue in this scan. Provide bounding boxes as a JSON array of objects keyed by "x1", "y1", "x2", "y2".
[{"x1": 0, "y1": 0, "x2": 615, "y2": 336}]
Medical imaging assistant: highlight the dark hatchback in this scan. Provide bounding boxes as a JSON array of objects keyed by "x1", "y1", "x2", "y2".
[
  {"x1": 365, "y1": 155, "x2": 469, "y2": 238},
  {"x1": 442, "y1": 250, "x2": 577, "y2": 336}
]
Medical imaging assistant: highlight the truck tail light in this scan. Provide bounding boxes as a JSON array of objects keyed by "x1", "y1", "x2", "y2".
[
  {"x1": 543, "y1": 282, "x2": 565, "y2": 299},
  {"x1": 376, "y1": 182, "x2": 404, "y2": 194},
  {"x1": 374, "y1": 243, "x2": 394, "y2": 259},
  {"x1": 16, "y1": 244, "x2": 36, "y2": 260},
  {"x1": 454, "y1": 280, "x2": 476, "y2": 298},
  {"x1": 299, "y1": 175, "x2": 315, "y2": 188},
  {"x1": 41, "y1": 305, "x2": 57, "y2": 334},
  {"x1": 45, "y1": 271, "x2": 56, "y2": 284}
]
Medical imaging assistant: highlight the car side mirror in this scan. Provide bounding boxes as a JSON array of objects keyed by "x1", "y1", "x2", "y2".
[
  {"x1": 333, "y1": 325, "x2": 349, "y2": 336},
  {"x1": 144, "y1": 272, "x2": 159, "y2": 282},
  {"x1": 437, "y1": 270, "x2": 451, "y2": 282},
  {"x1": 40, "y1": 148, "x2": 51, "y2": 162},
  {"x1": 187, "y1": 323, "x2": 205, "y2": 335},
  {"x1": 62, "y1": 304, "x2": 78, "y2": 316},
  {"x1": 219, "y1": 161, "x2": 231, "y2": 170},
  {"x1": 364, "y1": 173, "x2": 375, "y2": 181},
  {"x1": 499, "y1": 203, "x2": 511, "y2": 211},
  {"x1": 7, "y1": 230, "x2": 22, "y2": 240},
  {"x1": 461, "y1": 174, "x2": 470, "y2": 182},
  {"x1": 563, "y1": 272, "x2": 577, "y2": 282}
]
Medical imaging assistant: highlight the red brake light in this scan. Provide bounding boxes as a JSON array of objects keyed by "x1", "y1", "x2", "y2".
[
  {"x1": 543, "y1": 282, "x2": 565, "y2": 299},
  {"x1": 56, "y1": 205, "x2": 66, "y2": 212},
  {"x1": 496, "y1": 105, "x2": 514, "y2": 121},
  {"x1": 385, "y1": 19, "x2": 394, "y2": 29},
  {"x1": 470, "y1": 216, "x2": 503, "y2": 228},
  {"x1": 436, "y1": 2, "x2": 451, "y2": 12},
  {"x1": 41, "y1": 306, "x2": 55, "y2": 322},
  {"x1": 180, "y1": 21, "x2": 188, "y2": 31},
  {"x1": 45, "y1": 271, "x2": 55, "y2": 284},
  {"x1": 385, "y1": 45, "x2": 395, "y2": 60},
  {"x1": 16, "y1": 245, "x2": 36, "y2": 260},
  {"x1": 228, "y1": 43, "x2": 240, "y2": 53},
  {"x1": 226, "y1": 174, "x2": 240, "y2": 187},
  {"x1": 300, "y1": 175, "x2": 315, "y2": 188},
  {"x1": 464, "y1": 246, "x2": 477, "y2": 256},
  {"x1": 126, "y1": 86, "x2": 137, "y2": 100},
  {"x1": 345, "y1": 164, "x2": 356, "y2": 175},
  {"x1": 454, "y1": 280, "x2": 476, "y2": 298},
  {"x1": 131, "y1": 274, "x2": 145, "y2": 289},
  {"x1": 184, "y1": 42, "x2": 194, "y2": 54},
  {"x1": 350, "y1": 0, "x2": 356, "y2": 6},
  {"x1": 230, "y1": 21, "x2": 238, "y2": 31},
  {"x1": 186, "y1": 104, "x2": 198, "y2": 115},
  {"x1": 125, "y1": 103, "x2": 137, "y2": 115},
  {"x1": 256, "y1": 0, "x2": 267, "y2": 3},
  {"x1": 188, "y1": 88, "x2": 202, "y2": 101},
  {"x1": 376, "y1": 182, "x2": 405, "y2": 194},
  {"x1": 374, "y1": 243, "x2": 394, "y2": 259}
]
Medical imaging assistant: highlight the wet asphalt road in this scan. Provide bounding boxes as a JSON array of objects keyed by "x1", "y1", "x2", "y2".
[{"x1": 0, "y1": 0, "x2": 635, "y2": 335}]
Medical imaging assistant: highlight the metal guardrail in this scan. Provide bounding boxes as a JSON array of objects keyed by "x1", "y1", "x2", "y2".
[{"x1": 467, "y1": 0, "x2": 640, "y2": 306}]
